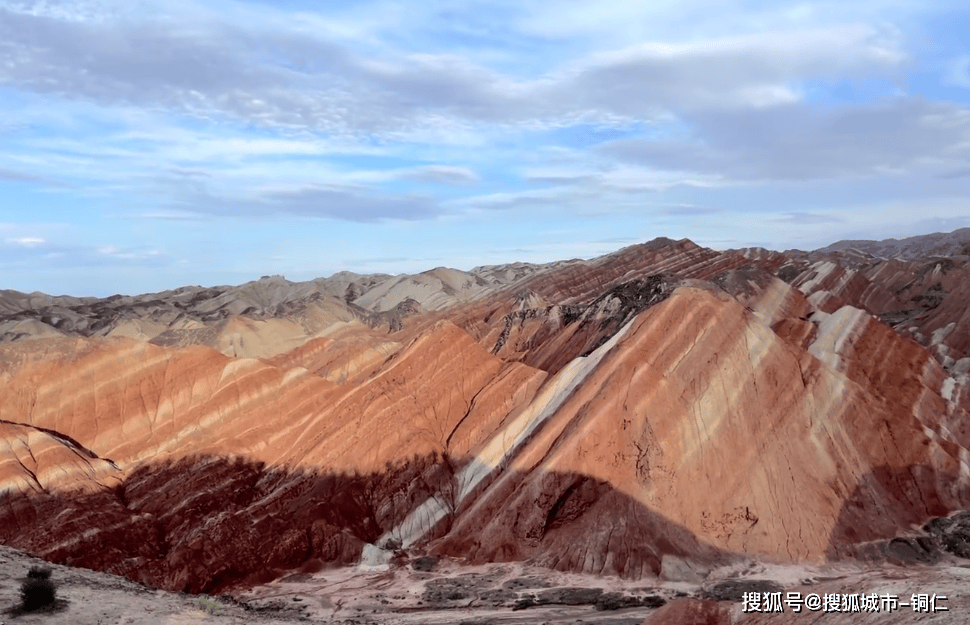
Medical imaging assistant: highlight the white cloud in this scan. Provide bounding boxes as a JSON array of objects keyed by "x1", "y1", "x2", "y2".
[
  {"x1": 0, "y1": 0, "x2": 968, "y2": 292},
  {"x1": 550, "y1": 24, "x2": 906, "y2": 116},
  {"x1": 0, "y1": 234, "x2": 172, "y2": 270},
  {"x1": 6, "y1": 236, "x2": 46, "y2": 247},
  {"x1": 598, "y1": 98, "x2": 970, "y2": 182},
  {"x1": 0, "y1": 2, "x2": 914, "y2": 142},
  {"x1": 447, "y1": 187, "x2": 576, "y2": 211}
]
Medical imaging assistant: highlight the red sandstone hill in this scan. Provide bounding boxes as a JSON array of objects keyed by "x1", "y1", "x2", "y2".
[{"x1": 2, "y1": 236, "x2": 970, "y2": 595}]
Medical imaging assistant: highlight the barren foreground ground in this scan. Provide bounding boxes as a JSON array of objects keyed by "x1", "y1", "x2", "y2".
[{"x1": 2, "y1": 545, "x2": 968, "y2": 624}]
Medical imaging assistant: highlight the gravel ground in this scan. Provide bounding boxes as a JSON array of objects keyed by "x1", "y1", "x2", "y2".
[{"x1": 2, "y1": 545, "x2": 968, "y2": 625}]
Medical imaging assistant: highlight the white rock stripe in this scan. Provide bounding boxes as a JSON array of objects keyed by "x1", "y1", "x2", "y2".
[{"x1": 359, "y1": 318, "x2": 639, "y2": 568}]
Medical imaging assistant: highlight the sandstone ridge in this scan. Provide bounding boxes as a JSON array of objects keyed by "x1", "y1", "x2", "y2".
[{"x1": 1, "y1": 234, "x2": 970, "y2": 604}]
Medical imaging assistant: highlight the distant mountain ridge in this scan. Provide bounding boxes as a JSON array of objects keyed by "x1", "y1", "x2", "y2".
[
  {"x1": 3, "y1": 233, "x2": 970, "y2": 600},
  {"x1": 4, "y1": 229, "x2": 970, "y2": 355},
  {"x1": 0, "y1": 256, "x2": 581, "y2": 352},
  {"x1": 808, "y1": 226, "x2": 970, "y2": 260}
]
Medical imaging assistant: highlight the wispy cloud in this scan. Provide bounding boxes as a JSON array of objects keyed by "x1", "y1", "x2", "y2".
[
  {"x1": 114, "y1": 210, "x2": 209, "y2": 221},
  {"x1": 937, "y1": 166, "x2": 970, "y2": 179},
  {"x1": 0, "y1": 166, "x2": 71, "y2": 187},
  {"x1": 773, "y1": 212, "x2": 845, "y2": 224},
  {"x1": 161, "y1": 184, "x2": 443, "y2": 223},
  {"x1": 397, "y1": 165, "x2": 479, "y2": 185},
  {"x1": 0, "y1": 237, "x2": 172, "y2": 269},
  {"x1": 5, "y1": 236, "x2": 46, "y2": 247},
  {"x1": 0, "y1": 5, "x2": 911, "y2": 138},
  {"x1": 595, "y1": 236, "x2": 638, "y2": 244},
  {"x1": 662, "y1": 204, "x2": 720, "y2": 216},
  {"x1": 598, "y1": 98, "x2": 970, "y2": 182},
  {"x1": 1, "y1": 0, "x2": 969, "y2": 295}
]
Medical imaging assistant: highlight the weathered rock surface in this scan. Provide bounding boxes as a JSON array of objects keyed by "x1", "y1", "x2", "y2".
[
  {"x1": 0, "y1": 420, "x2": 122, "y2": 496},
  {"x1": 434, "y1": 284, "x2": 970, "y2": 575},
  {"x1": 2, "y1": 234, "x2": 970, "y2": 601},
  {"x1": 778, "y1": 252, "x2": 970, "y2": 385}
]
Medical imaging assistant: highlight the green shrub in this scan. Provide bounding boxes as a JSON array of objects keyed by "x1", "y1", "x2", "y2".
[{"x1": 197, "y1": 595, "x2": 221, "y2": 614}]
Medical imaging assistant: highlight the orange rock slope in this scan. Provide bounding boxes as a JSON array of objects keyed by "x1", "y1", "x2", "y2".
[{"x1": 1, "y1": 238, "x2": 969, "y2": 593}]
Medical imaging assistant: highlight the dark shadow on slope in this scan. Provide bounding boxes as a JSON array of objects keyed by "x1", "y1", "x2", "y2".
[
  {"x1": 0, "y1": 419, "x2": 107, "y2": 462},
  {"x1": 434, "y1": 467, "x2": 735, "y2": 580},
  {"x1": 0, "y1": 452, "x2": 734, "y2": 595},
  {"x1": 824, "y1": 463, "x2": 967, "y2": 563}
]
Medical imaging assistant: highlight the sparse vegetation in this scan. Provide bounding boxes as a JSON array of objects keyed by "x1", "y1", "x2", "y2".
[
  {"x1": 19, "y1": 565, "x2": 57, "y2": 611},
  {"x1": 196, "y1": 594, "x2": 221, "y2": 614}
]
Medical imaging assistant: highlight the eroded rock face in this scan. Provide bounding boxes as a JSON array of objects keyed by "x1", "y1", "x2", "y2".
[
  {"x1": 484, "y1": 275, "x2": 679, "y2": 374},
  {"x1": 2, "y1": 236, "x2": 970, "y2": 595},
  {"x1": 0, "y1": 321, "x2": 546, "y2": 477},
  {"x1": 434, "y1": 285, "x2": 970, "y2": 573},
  {"x1": 786, "y1": 255, "x2": 970, "y2": 373},
  {"x1": 1, "y1": 454, "x2": 422, "y2": 592},
  {"x1": 0, "y1": 420, "x2": 122, "y2": 497}
]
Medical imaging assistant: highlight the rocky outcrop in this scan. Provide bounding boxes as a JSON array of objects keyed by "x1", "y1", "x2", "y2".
[
  {"x1": 779, "y1": 253, "x2": 970, "y2": 376},
  {"x1": 433, "y1": 285, "x2": 970, "y2": 574},
  {"x1": 482, "y1": 274, "x2": 679, "y2": 375},
  {"x1": 0, "y1": 420, "x2": 122, "y2": 497},
  {"x1": 2, "y1": 235, "x2": 970, "y2": 598}
]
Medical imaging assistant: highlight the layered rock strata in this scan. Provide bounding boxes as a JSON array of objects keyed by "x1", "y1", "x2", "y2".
[{"x1": 1, "y1": 237, "x2": 970, "y2": 595}]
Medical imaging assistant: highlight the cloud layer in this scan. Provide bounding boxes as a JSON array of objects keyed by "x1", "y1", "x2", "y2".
[{"x1": 1, "y1": 0, "x2": 970, "y2": 295}]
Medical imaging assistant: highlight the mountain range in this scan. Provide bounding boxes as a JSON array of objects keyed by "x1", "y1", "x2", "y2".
[{"x1": 2, "y1": 229, "x2": 970, "y2": 623}]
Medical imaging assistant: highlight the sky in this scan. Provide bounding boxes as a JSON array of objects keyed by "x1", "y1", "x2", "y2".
[{"x1": 2, "y1": 1, "x2": 970, "y2": 296}]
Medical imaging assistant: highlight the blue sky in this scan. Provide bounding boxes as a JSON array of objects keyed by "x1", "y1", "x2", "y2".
[{"x1": 2, "y1": 0, "x2": 970, "y2": 296}]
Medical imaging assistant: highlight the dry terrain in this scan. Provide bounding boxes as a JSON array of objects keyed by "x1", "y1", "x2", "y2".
[
  {"x1": 3, "y1": 544, "x2": 970, "y2": 624},
  {"x1": 3, "y1": 232, "x2": 970, "y2": 623}
]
